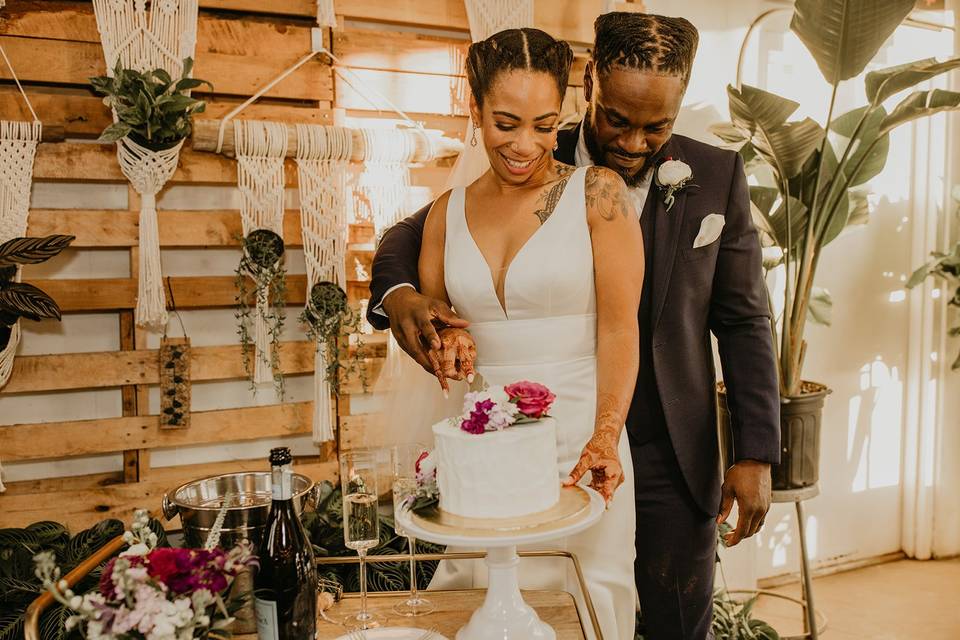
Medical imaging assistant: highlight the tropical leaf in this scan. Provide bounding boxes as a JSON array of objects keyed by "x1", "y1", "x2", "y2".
[
  {"x1": 879, "y1": 89, "x2": 960, "y2": 135},
  {"x1": 0, "y1": 528, "x2": 41, "y2": 549},
  {"x1": 808, "y1": 287, "x2": 833, "y2": 326},
  {"x1": 0, "y1": 282, "x2": 62, "y2": 321},
  {"x1": 728, "y1": 84, "x2": 825, "y2": 183},
  {"x1": 830, "y1": 105, "x2": 889, "y2": 187},
  {"x1": 0, "y1": 236, "x2": 74, "y2": 268},
  {"x1": 866, "y1": 57, "x2": 960, "y2": 105},
  {"x1": 26, "y1": 522, "x2": 70, "y2": 546},
  {"x1": 38, "y1": 604, "x2": 72, "y2": 640},
  {"x1": 0, "y1": 577, "x2": 42, "y2": 604},
  {"x1": 708, "y1": 122, "x2": 750, "y2": 147},
  {"x1": 749, "y1": 186, "x2": 780, "y2": 217},
  {"x1": 0, "y1": 611, "x2": 25, "y2": 640},
  {"x1": 844, "y1": 188, "x2": 871, "y2": 227},
  {"x1": 64, "y1": 519, "x2": 123, "y2": 566},
  {"x1": 790, "y1": 0, "x2": 915, "y2": 84}
]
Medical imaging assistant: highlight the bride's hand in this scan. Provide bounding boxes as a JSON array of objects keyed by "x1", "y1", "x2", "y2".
[
  {"x1": 437, "y1": 328, "x2": 477, "y2": 384},
  {"x1": 563, "y1": 423, "x2": 624, "y2": 504}
]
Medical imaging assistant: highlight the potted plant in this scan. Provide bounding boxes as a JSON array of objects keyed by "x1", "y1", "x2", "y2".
[
  {"x1": 235, "y1": 229, "x2": 287, "y2": 394},
  {"x1": 0, "y1": 235, "x2": 75, "y2": 385},
  {"x1": 90, "y1": 57, "x2": 211, "y2": 151},
  {"x1": 711, "y1": 0, "x2": 960, "y2": 489},
  {"x1": 300, "y1": 281, "x2": 366, "y2": 393}
]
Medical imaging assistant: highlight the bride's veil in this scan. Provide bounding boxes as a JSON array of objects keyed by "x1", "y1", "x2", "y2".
[{"x1": 367, "y1": 5, "x2": 531, "y2": 452}]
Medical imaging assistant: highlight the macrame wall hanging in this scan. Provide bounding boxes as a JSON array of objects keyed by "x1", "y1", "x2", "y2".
[
  {"x1": 234, "y1": 119, "x2": 289, "y2": 389},
  {"x1": 352, "y1": 128, "x2": 419, "y2": 236},
  {"x1": 0, "y1": 43, "x2": 43, "y2": 492},
  {"x1": 295, "y1": 124, "x2": 353, "y2": 445},
  {"x1": 464, "y1": 0, "x2": 534, "y2": 40},
  {"x1": 91, "y1": 0, "x2": 199, "y2": 329}
]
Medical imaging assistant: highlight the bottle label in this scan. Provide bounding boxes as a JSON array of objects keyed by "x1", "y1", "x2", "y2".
[
  {"x1": 271, "y1": 464, "x2": 293, "y2": 500},
  {"x1": 254, "y1": 597, "x2": 279, "y2": 640}
]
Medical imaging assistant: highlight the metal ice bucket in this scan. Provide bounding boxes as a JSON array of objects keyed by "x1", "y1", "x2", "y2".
[{"x1": 162, "y1": 470, "x2": 317, "y2": 549}]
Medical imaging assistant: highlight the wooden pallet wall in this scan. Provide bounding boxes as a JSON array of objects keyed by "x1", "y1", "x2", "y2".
[{"x1": 0, "y1": 0, "x2": 640, "y2": 532}]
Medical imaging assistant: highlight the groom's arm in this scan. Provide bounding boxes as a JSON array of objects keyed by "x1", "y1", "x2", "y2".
[
  {"x1": 709, "y1": 152, "x2": 780, "y2": 546},
  {"x1": 708, "y1": 153, "x2": 780, "y2": 465},
  {"x1": 366, "y1": 204, "x2": 430, "y2": 330}
]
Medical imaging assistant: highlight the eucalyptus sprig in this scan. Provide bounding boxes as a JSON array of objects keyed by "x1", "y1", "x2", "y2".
[{"x1": 235, "y1": 229, "x2": 287, "y2": 397}]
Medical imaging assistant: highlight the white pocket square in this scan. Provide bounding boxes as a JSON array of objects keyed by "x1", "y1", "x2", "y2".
[{"x1": 693, "y1": 213, "x2": 725, "y2": 248}]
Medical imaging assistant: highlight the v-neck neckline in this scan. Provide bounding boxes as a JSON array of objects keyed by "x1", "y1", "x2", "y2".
[{"x1": 461, "y1": 170, "x2": 579, "y2": 318}]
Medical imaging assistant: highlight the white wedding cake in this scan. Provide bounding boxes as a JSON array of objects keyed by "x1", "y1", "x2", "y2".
[{"x1": 431, "y1": 417, "x2": 559, "y2": 519}]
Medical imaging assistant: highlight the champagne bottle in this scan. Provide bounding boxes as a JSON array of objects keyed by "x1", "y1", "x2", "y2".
[{"x1": 254, "y1": 447, "x2": 317, "y2": 639}]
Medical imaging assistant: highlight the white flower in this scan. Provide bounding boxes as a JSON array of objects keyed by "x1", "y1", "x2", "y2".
[
  {"x1": 657, "y1": 159, "x2": 692, "y2": 187},
  {"x1": 416, "y1": 451, "x2": 437, "y2": 482},
  {"x1": 761, "y1": 246, "x2": 784, "y2": 269}
]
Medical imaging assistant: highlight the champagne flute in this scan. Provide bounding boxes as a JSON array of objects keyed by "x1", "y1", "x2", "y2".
[
  {"x1": 340, "y1": 450, "x2": 383, "y2": 629},
  {"x1": 391, "y1": 443, "x2": 436, "y2": 617}
]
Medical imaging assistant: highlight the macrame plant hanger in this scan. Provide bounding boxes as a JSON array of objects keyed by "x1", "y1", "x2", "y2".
[
  {"x1": 91, "y1": 0, "x2": 199, "y2": 329},
  {"x1": 0, "y1": 42, "x2": 42, "y2": 492},
  {"x1": 295, "y1": 124, "x2": 352, "y2": 444},
  {"x1": 352, "y1": 127, "x2": 419, "y2": 235},
  {"x1": 234, "y1": 119, "x2": 288, "y2": 385}
]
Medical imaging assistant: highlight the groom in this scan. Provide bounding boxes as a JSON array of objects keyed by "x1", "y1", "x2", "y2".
[{"x1": 367, "y1": 13, "x2": 780, "y2": 639}]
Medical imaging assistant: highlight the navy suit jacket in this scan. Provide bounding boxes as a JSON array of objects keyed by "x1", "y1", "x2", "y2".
[{"x1": 365, "y1": 125, "x2": 780, "y2": 515}]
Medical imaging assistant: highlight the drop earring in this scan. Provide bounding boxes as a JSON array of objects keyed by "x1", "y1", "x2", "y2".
[
  {"x1": 553, "y1": 140, "x2": 559, "y2": 151},
  {"x1": 471, "y1": 126, "x2": 478, "y2": 147}
]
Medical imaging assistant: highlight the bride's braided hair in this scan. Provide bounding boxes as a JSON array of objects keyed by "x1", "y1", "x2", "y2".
[
  {"x1": 466, "y1": 28, "x2": 574, "y2": 108},
  {"x1": 592, "y1": 12, "x2": 699, "y2": 87}
]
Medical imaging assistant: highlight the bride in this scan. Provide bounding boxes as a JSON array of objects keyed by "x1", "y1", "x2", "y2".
[{"x1": 387, "y1": 28, "x2": 644, "y2": 639}]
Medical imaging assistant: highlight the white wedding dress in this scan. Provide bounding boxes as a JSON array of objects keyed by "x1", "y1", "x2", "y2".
[{"x1": 428, "y1": 166, "x2": 637, "y2": 640}]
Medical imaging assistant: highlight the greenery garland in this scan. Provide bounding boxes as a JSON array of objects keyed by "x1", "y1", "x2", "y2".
[{"x1": 234, "y1": 229, "x2": 287, "y2": 397}]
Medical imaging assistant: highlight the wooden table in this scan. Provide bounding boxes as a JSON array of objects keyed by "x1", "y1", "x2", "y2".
[{"x1": 235, "y1": 589, "x2": 586, "y2": 639}]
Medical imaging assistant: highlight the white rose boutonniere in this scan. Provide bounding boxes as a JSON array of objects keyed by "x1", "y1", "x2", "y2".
[{"x1": 655, "y1": 157, "x2": 694, "y2": 212}]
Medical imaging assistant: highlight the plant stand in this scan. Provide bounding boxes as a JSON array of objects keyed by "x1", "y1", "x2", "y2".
[{"x1": 772, "y1": 484, "x2": 824, "y2": 640}]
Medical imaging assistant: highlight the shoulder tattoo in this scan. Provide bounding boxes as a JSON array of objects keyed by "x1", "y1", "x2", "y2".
[
  {"x1": 532, "y1": 178, "x2": 570, "y2": 225},
  {"x1": 585, "y1": 167, "x2": 630, "y2": 222}
]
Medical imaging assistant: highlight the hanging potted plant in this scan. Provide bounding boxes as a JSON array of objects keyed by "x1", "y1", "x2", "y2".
[
  {"x1": 235, "y1": 228, "x2": 287, "y2": 395},
  {"x1": 0, "y1": 235, "x2": 75, "y2": 387},
  {"x1": 711, "y1": 0, "x2": 960, "y2": 489},
  {"x1": 90, "y1": 57, "x2": 212, "y2": 329},
  {"x1": 301, "y1": 280, "x2": 366, "y2": 393}
]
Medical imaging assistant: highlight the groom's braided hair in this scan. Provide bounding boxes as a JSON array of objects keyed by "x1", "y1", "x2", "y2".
[
  {"x1": 592, "y1": 12, "x2": 699, "y2": 87},
  {"x1": 466, "y1": 28, "x2": 574, "y2": 108}
]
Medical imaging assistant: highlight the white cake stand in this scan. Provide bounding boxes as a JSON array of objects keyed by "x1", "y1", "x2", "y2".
[{"x1": 396, "y1": 486, "x2": 604, "y2": 640}]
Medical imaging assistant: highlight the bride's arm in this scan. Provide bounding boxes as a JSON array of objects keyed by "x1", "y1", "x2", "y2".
[{"x1": 565, "y1": 166, "x2": 644, "y2": 503}]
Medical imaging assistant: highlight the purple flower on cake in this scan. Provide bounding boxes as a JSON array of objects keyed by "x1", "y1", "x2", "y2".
[{"x1": 459, "y1": 387, "x2": 520, "y2": 433}]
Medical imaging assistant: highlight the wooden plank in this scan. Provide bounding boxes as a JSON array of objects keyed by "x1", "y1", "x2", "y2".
[
  {"x1": 0, "y1": 88, "x2": 332, "y2": 139},
  {"x1": 200, "y1": 0, "x2": 316, "y2": 16},
  {"x1": 346, "y1": 109, "x2": 467, "y2": 141},
  {"x1": 337, "y1": 69, "x2": 582, "y2": 118},
  {"x1": 334, "y1": 27, "x2": 588, "y2": 86},
  {"x1": 1, "y1": 341, "x2": 316, "y2": 393},
  {"x1": 0, "y1": 35, "x2": 332, "y2": 102},
  {"x1": 2, "y1": 402, "x2": 314, "y2": 462},
  {"x1": 26, "y1": 209, "x2": 308, "y2": 248},
  {"x1": 0, "y1": 458, "x2": 338, "y2": 531},
  {"x1": 119, "y1": 310, "x2": 144, "y2": 482}
]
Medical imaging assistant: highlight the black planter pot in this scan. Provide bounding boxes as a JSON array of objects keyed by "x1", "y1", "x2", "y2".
[{"x1": 717, "y1": 382, "x2": 830, "y2": 490}]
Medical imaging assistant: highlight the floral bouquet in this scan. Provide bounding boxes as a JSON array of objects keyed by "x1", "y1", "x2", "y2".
[
  {"x1": 404, "y1": 381, "x2": 556, "y2": 515},
  {"x1": 458, "y1": 380, "x2": 555, "y2": 434},
  {"x1": 34, "y1": 509, "x2": 257, "y2": 639}
]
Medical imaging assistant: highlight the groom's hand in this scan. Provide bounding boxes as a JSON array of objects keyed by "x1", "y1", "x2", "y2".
[
  {"x1": 717, "y1": 460, "x2": 772, "y2": 546},
  {"x1": 382, "y1": 286, "x2": 469, "y2": 375}
]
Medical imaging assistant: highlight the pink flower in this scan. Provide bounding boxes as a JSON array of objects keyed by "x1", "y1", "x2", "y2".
[
  {"x1": 460, "y1": 398, "x2": 494, "y2": 434},
  {"x1": 505, "y1": 381, "x2": 555, "y2": 418}
]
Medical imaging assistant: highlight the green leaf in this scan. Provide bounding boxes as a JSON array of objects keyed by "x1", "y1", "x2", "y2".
[
  {"x1": 879, "y1": 89, "x2": 960, "y2": 135},
  {"x1": 0, "y1": 611, "x2": 25, "y2": 640},
  {"x1": 96, "y1": 121, "x2": 132, "y2": 143},
  {"x1": 0, "y1": 282, "x2": 62, "y2": 321},
  {"x1": 845, "y1": 188, "x2": 871, "y2": 227},
  {"x1": 866, "y1": 57, "x2": 960, "y2": 105},
  {"x1": 790, "y1": 0, "x2": 915, "y2": 84},
  {"x1": 728, "y1": 84, "x2": 825, "y2": 182},
  {"x1": 750, "y1": 186, "x2": 781, "y2": 217},
  {"x1": 708, "y1": 122, "x2": 750, "y2": 147},
  {"x1": 0, "y1": 235, "x2": 74, "y2": 268},
  {"x1": 25, "y1": 522, "x2": 69, "y2": 547},
  {"x1": 174, "y1": 77, "x2": 210, "y2": 92},
  {"x1": 808, "y1": 286, "x2": 833, "y2": 326},
  {"x1": 768, "y1": 195, "x2": 809, "y2": 250},
  {"x1": 831, "y1": 105, "x2": 890, "y2": 187},
  {"x1": 181, "y1": 56, "x2": 195, "y2": 79},
  {"x1": 38, "y1": 604, "x2": 71, "y2": 640}
]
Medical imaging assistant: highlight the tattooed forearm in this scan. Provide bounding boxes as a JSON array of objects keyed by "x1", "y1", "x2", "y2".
[
  {"x1": 585, "y1": 167, "x2": 631, "y2": 221},
  {"x1": 595, "y1": 392, "x2": 627, "y2": 432},
  {"x1": 532, "y1": 178, "x2": 569, "y2": 225}
]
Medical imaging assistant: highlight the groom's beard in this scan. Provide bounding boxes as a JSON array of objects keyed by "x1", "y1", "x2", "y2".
[{"x1": 583, "y1": 119, "x2": 659, "y2": 187}]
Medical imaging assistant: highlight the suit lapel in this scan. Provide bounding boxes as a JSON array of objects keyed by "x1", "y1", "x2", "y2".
[
  {"x1": 650, "y1": 137, "x2": 688, "y2": 332},
  {"x1": 554, "y1": 124, "x2": 579, "y2": 165}
]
